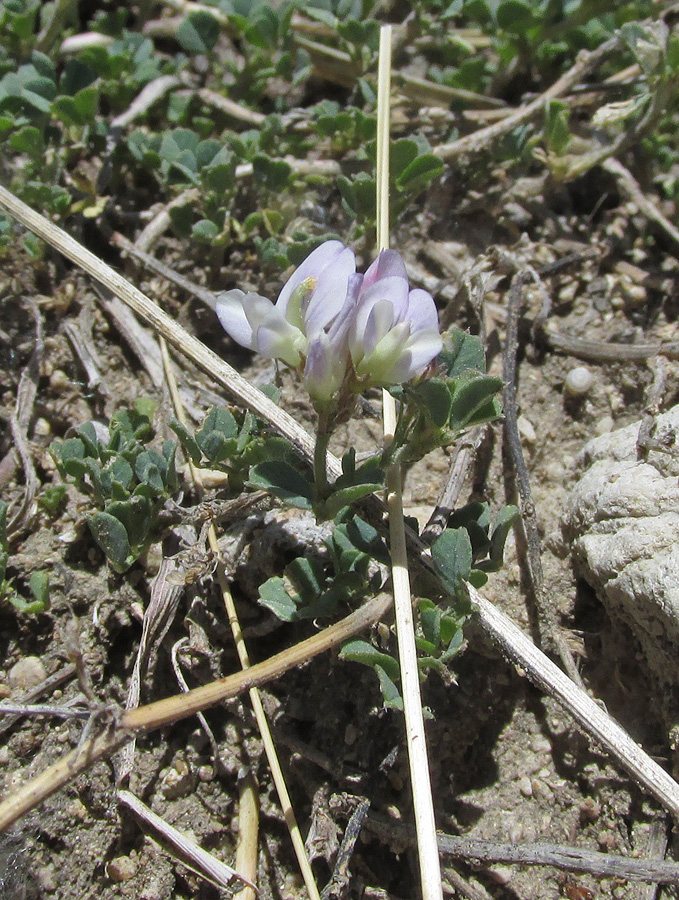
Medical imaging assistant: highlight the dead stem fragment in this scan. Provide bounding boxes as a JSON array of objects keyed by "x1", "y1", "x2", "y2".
[
  {"x1": 503, "y1": 271, "x2": 584, "y2": 687},
  {"x1": 367, "y1": 813, "x2": 679, "y2": 884},
  {"x1": 0, "y1": 592, "x2": 393, "y2": 833}
]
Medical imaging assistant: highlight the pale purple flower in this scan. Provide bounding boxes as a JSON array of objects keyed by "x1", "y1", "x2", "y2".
[
  {"x1": 347, "y1": 250, "x2": 442, "y2": 387},
  {"x1": 216, "y1": 241, "x2": 442, "y2": 408},
  {"x1": 216, "y1": 240, "x2": 356, "y2": 369}
]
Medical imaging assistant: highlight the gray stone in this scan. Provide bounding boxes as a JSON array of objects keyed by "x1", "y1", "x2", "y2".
[{"x1": 562, "y1": 405, "x2": 679, "y2": 704}]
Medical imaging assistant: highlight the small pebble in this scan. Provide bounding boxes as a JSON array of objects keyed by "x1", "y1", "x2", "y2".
[
  {"x1": 518, "y1": 775, "x2": 533, "y2": 797},
  {"x1": 565, "y1": 366, "x2": 595, "y2": 396},
  {"x1": 531, "y1": 735, "x2": 551, "y2": 754},
  {"x1": 36, "y1": 865, "x2": 58, "y2": 892},
  {"x1": 107, "y1": 855, "x2": 137, "y2": 883},
  {"x1": 159, "y1": 759, "x2": 196, "y2": 799},
  {"x1": 489, "y1": 865, "x2": 512, "y2": 885},
  {"x1": 517, "y1": 414, "x2": 536, "y2": 444},
  {"x1": 9, "y1": 656, "x2": 47, "y2": 690},
  {"x1": 595, "y1": 415, "x2": 614, "y2": 435},
  {"x1": 344, "y1": 724, "x2": 358, "y2": 745},
  {"x1": 33, "y1": 417, "x2": 51, "y2": 438},
  {"x1": 0, "y1": 745, "x2": 9, "y2": 765},
  {"x1": 49, "y1": 369, "x2": 70, "y2": 392}
]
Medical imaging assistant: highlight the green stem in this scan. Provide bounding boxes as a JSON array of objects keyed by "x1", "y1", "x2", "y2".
[{"x1": 313, "y1": 410, "x2": 332, "y2": 503}]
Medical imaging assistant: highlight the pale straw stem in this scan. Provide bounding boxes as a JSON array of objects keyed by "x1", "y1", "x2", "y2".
[
  {"x1": 377, "y1": 24, "x2": 443, "y2": 900},
  {"x1": 159, "y1": 340, "x2": 321, "y2": 900}
]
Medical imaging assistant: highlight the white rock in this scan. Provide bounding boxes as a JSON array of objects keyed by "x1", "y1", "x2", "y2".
[
  {"x1": 565, "y1": 366, "x2": 595, "y2": 396},
  {"x1": 562, "y1": 406, "x2": 679, "y2": 698},
  {"x1": 8, "y1": 656, "x2": 47, "y2": 690}
]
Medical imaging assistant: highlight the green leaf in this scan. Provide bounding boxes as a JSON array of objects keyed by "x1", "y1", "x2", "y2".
[
  {"x1": 249, "y1": 461, "x2": 313, "y2": 509},
  {"x1": 258, "y1": 576, "x2": 299, "y2": 621},
  {"x1": 496, "y1": 0, "x2": 535, "y2": 33},
  {"x1": 52, "y1": 86, "x2": 99, "y2": 125},
  {"x1": 395, "y1": 153, "x2": 444, "y2": 194},
  {"x1": 88, "y1": 511, "x2": 132, "y2": 572},
  {"x1": 410, "y1": 378, "x2": 452, "y2": 428},
  {"x1": 488, "y1": 505, "x2": 519, "y2": 570},
  {"x1": 176, "y1": 10, "x2": 221, "y2": 54},
  {"x1": 9, "y1": 124, "x2": 43, "y2": 157},
  {"x1": 339, "y1": 639, "x2": 401, "y2": 682},
  {"x1": 28, "y1": 571, "x2": 50, "y2": 610},
  {"x1": 200, "y1": 407, "x2": 239, "y2": 440},
  {"x1": 192, "y1": 219, "x2": 220, "y2": 243},
  {"x1": 106, "y1": 456, "x2": 134, "y2": 493},
  {"x1": 135, "y1": 450, "x2": 167, "y2": 494},
  {"x1": 439, "y1": 329, "x2": 485, "y2": 377},
  {"x1": 375, "y1": 665, "x2": 403, "y2": 710},
  {"x1": 205, "y1": 161, "x2": 235, "y2": 193},
  {"x1": 449, "y1": 374, "x2": 504, "y2": 428},
  {"x1": 432, "y1": 527, "x2": 472, "y2": 598},
  {"x1": 545, "y1": 100, "x2": 570, "y2": 156},
  {"x1": 170, "y1": 419, "x2": 202, "y2": 464},
  {"x1": 252, "y1": 154, "x2": 291, "y2": 191},
  {"x1": 389, "y1": 139, "x2": 419, "y2": 180},
  {"x1": 342, "y1": 515, "x2": 390, "y2": 567},
  {"x1": 447, "y1": 501, "x2": 491, "y2": 558},
  {"x1": 286, "y1": 556, "x2": 323, "y2": 603},
  {"x1": 324, "y1": 482, "x2": 383, "y2": 520},
  {"x1": 106, "y1": 495, "x2": 153, "y2": 551}
]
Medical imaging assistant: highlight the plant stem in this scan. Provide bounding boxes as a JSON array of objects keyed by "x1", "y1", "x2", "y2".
[{"x1": 314, "y1": 410, "x2": 332, "y2": 503}]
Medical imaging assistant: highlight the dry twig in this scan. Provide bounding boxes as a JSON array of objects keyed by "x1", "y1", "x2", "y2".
[{"x1": 502, "y1": 270, "x2": 584, "y2": 687}]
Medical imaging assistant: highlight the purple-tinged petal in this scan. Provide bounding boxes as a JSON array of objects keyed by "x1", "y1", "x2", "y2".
[
  {"x1": 355, "y1": 322, "x2": 411, "y2": 382},
  {"x1": 406, "y1": 288, "x2": 439, "y2": 332},
  {"x1": 361, "y1": 298, "x2": 397, "y2": 361},
  {"x1": 304, "y1": 333, "x2": 349, "y2": 404},
  {"x1": 388, "y1": 329, "x2": 443, "y2": 383},
  {"x1": 276, "y1": 241, "x2": 352, "y2": 316},
  {"x1": 303, "y1": 246, "x2": 357, "y2": 336},
  {"x1": 326, "y1": 273, "x2": 362, "y2": 345},
  {"x1": 352, "y1": 274, "x2": 409, "y2": 339},
  {"x1": 256, "y1": 311, "x2": 306, "y2": 367},
  {"x1": 362, "y1": 249, "x2": 407, "y2": 291},
  {"x1": 216, "y1": 290, "x2": 273, "y2": 350}
]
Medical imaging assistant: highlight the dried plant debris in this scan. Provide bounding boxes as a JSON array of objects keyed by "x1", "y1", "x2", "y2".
[{"x1": 0, "y1": 833, "x2": 38, "y2": 900}]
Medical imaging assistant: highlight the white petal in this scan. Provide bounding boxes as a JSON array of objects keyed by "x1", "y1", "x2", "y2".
[
  {"x1": 276, "y1": 241, "x2": 350, "y2": 316},
  {"x1": 216, "y1": 290, "x2": 273, "y2": 350},
  {"x1": 389, "y1": 329, "x2": 443, "y2": 382},
  {"x1": 304, "y1": 333, "x2": 349, "y2": 405},
  {"x1": 361, "y1": 298, "x2": 397, "y2": 361},
  {"x1": 406, "y1": 289, "x2": 439, "y2": 332},
  {"x1": 256, "y1": 311, "x2": 305, "y2": 366},
  {"x1": 303, "y1": 246, "x2": 357, "y2": 336},
  {"x1": 355, "y1": 322, "x2": 410, "y2": 383},
  {"x1": 362, "y1": 250, "x2": 407, "y2": 291}
]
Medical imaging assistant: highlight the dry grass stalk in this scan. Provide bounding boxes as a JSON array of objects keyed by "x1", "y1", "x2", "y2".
[{"x1": 376, "y1": 24, "x2": 443, "y2": 900}]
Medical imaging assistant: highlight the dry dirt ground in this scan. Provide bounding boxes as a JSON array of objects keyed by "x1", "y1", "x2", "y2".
[{"x1": 1, "y1": 116, "x2": 679, "y2": 900}]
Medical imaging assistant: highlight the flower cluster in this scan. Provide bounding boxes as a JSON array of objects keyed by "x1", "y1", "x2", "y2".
[{"x1": 216, "y1": 241, "x2": 442, "y2": 411}]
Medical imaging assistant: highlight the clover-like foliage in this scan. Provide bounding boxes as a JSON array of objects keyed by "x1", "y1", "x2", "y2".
[
  {"x1": 51, "y1": 406, "x2": 178, "y2": 573},
  {"x1": 0, "y1": 501, "x2": 50, "y2": 614}
]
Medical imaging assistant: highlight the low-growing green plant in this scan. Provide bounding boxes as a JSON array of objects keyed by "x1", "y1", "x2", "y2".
[
  {"x1": 214, "y1": 240, "x2": 517, "y2": 707},
  {"x1": 170, "y1": 390, "x2": 294, "y2": 493},
  {"x1": 338, "y1": 136, "x2": 444, "y2": 241},
  {"x1": 51, "y1": 404, "x2": 178, "y2": 573},
  {"x1": 0, "y1": 501, "x2": 50, "y2": 615}
]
